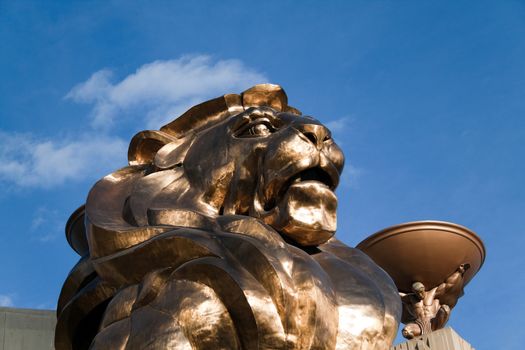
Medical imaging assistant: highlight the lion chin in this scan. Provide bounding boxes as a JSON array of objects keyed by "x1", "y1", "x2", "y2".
[
  {"x1": 55, "y1": 84, "x2": 401, "y2": 350},
  {"x1": 259, "y1": 180, "x2": 338, "y2": 246}
]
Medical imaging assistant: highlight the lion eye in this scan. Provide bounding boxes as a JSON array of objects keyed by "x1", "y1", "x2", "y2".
[
  {"x1": 236, "y1": 120, "x2": 275, "y2": 138},
  {"x1": 249, "y1": 123, "x2": 271, "y2": 136}
]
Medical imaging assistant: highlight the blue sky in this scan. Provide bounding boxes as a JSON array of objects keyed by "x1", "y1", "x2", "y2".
[{"x1": 0, "y1": 1, "x2": 523, "y2": 348}]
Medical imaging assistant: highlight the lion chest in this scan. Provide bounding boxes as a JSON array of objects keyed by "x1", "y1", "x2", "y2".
[{"x1": 91, "y1": 229, "x2": 399, "y2": 350}]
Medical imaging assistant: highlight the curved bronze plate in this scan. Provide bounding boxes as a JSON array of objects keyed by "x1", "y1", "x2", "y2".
[
  {"x1": 65, "y1": 205, "x2": 89, "y2": 256},
  {"x1": 356, "y1": 221, "x2": 486, "y2": 292}
]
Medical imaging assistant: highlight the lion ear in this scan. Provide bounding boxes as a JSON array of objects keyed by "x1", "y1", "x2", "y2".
[
  {"x1": 128, "y1": 130, "x2": 178, "y2": 166},
  {"x1": 160, "y1": 94, "x2": 243, "y2": 138},
  {"x1": 242, "y1": 84, "x2": 288, "y2": 111},
  {"x1": 241, "y1": 84, "x2": 302, "y2": 115},
  {"x1": 153, "y1": 135, "x2": 194, "y2": 169}
]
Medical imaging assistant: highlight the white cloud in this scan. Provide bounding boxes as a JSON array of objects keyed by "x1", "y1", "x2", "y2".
[
  {"x1": 325, "y1": 118, "x2": 347, "y2": 133},
  {"x1": 325, "y1": 116, "x2": 353, "y2": 135},
  {"x1": 324, "y1": 116, "x2": 362, "y2": 189},
  {"x1": 66, "y1": 55, "x2": 268, "y2": 128},
  {"x1": 341, "y1": 162, "x2": 363, "y2": 189},
  {"x1": 1, "y1": 55, "x2": 265, "y2": 189},
  {"x1": 30, "y1": 207, "x2": 64, "y2": 242},
  {"x1": 0, "y1": 294, "x2": 14, "y2": 307},
  {"x1": 34, "y1": 302, "x2": 54, "y2": 310},
  {"x1": 0, "y1": 132, "x2": 127, "y2": 188}
]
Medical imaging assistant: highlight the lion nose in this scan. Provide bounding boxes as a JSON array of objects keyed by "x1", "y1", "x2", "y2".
[{"x1": 295, "y1": 124, "x2": 331, "y2": 150}]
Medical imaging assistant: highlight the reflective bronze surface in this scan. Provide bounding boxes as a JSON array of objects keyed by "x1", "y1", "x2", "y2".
[
  {"x1": 56, "y1": 84, "x2": 401, "y2": 350},
  {"x1": 356, "y1": 221, "x2": 485, "y2": 339}
]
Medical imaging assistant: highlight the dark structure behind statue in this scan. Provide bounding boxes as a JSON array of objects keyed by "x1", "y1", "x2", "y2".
[{"x1": 56, "y1": 84, "x2": 402, "y2": 350}]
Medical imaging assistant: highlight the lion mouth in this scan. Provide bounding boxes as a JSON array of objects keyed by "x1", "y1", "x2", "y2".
[
  {"x1": 290, "y1": 167, "x2": 334, "y2": 188},
  {"x1": 264, "y1": 166, "x2": 337, "y2": 211},
  {"x1": 257, "y1": 164, "x2": 339, "y2": 246},
  {"x1": 252, "y1": 155, "x2": 340, "y2": 246}
]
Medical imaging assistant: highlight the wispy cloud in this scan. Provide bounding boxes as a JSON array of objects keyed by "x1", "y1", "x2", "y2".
[
  {"x1": 341, "y1": 162, "x2": 363, "y2": 189},
  {"x1": 325, "y1": 116, "x2": 362, "y2": 188},
  {"x1": 33, "y1": 302, "x2": 54, "y2": 310},
  {"x1": 1, "y1": 55, "x2": 265, "y2": 189},
  {"x1": 0, "y1": 132, "x2": 127, "y2": 188},
  {"x1": 30, "y1": 207, "x2": 65, "y2": 242},
  {"x1": 66, "y1": 55, "x2": 268, "y2": 129},
  {"x1": 325, "y1": 116, "x2": 355, "y2": 148},
  {"x1": 0, "y1": 294, "x2": 14, "y2": 307},
  {"x1": 325, "y1": 116, "x2": 353, "y2": 135}
]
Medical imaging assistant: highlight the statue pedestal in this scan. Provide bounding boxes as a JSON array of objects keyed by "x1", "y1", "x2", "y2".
[{"x1": 391, "y1": 328, "x2": 474, "y2": 350}]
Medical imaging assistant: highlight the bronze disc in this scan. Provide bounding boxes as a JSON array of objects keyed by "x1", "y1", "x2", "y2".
[{"x1": 356, "y1": 221, "x2": 486, "y2": 292}]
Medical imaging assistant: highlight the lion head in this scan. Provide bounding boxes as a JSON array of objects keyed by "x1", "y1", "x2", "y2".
[{"x1": 117, "y1": 83, "x2": 344, "y2": 247}]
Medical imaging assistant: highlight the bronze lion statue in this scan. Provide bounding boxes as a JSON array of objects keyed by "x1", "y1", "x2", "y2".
[{"x1": 56, "y1": 84, "x2": 401, "y2": 350}]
